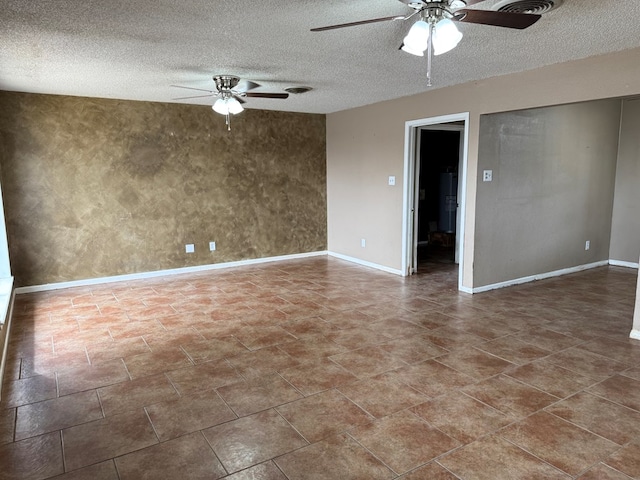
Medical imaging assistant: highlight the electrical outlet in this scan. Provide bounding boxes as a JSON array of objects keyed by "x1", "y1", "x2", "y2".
[
  {"x1": 388, "y1": 176, "x2": 396, "y2": 186},
  {"x1": 209, "y1": 241, "x2": 216, "y2": 251},
  {"x1": 361, "y1": 238, "x2": 366, "y2": 248},
  {"x1": 585, "y1": 240, "x2": 590, "y2": 251},
  {"x1": 483, "y1": 170, "x2": 493, "y2": 182},
  {"x1": 185, "y1": 244, "x2": 195, "y2": 253}
]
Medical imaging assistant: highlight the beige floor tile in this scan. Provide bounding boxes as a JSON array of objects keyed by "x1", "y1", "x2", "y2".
[
  {"x1": 220, "y1": 461, "x2": 288, "y2": 480},
  {"x1": 439, "y1": 435, "x2": 571, "y2": 480},
  {"x1": 15, "y1": 390, "x2": 103, "y2": 440},
  {"x1": 56, "y1": 358, "x2": 130, "y2": 396},
  {"x1": 476, "y1": 336, "x2": 552, "y2": 365},
  {"x1": 226, "y1": 345, "x2": 299, "y2": 379},
  {"x1": 329, "y1": 346, "x2": 406, "y2": 378},
  {"x1": 0, "y1": 431, "x2": 64, "y2": 480},
  {"x1": 377, "y1": 336, "x2": 448, "y2": 364},
  {"x1": 393, "y1": 359, "x2": 475, "y2": 398},
  {"x1": 587, "y1": 375, "x2": 640, "y2": 411},
  {"x1": 123, "y1": 348, "x2": 193, "y2": 379},
  {"x1": 145, "y1": 389, "x2": 236, "y2": 441},
  {"x1": 275, "y1": 433, "x2": 393, "y2": 480},
  {"x1": 504, "y1": 358, "x2": 597, "y2": 398},
  {"x1": 180, "y1": 336, "x2": 248, "y2": 363},
  {"x1": 62, "y1": 409, "x2": 157, "y2": 471},
  {"x1": 576, "y1": 462, "x2": 636, "y2": 480},
  {"x1": 85, "y1": 336, "x2": 151, "y2": 365},
  {"x1": 0, "y1": 408, "x2": 16, "y2": 445},
  {"x1": 411, "y1": 392, "x2": 511, "y2": 444},
  {"x1": 463, "y1": 374, "x2": 559, "y2": 418},
  {"x1": 2, "y1": 374, "x2": 57, "y2": 408},
  {"x1": 115, "y1": 432, "x2": 226, "y2": 480},
  {"x1": 276, "y1": 389, "x2": 373, "y2": 442},
  {"x1": 49, "y1": 460, "x2": 119, "y2": 480},
  {"x1": 338, "y1": 372, "x2": 428, "y2": 418},
  {"x1": 546, "y1": 391, "x2": 640, "y2": 445},
  {"x1": 279, "y1": 357, "x2": 358, "y2": 396},
  {"x1": 434, "y1": 348, "x2": 514, "y2": 379},
  {"x1": 604, "y1": 441, "x2": 640, "y2": 479},
  {"x1": 397, "y1": 462, "x2": 460, "y2": 479},
  {"x1": 500, "y1": 411, "x2": 619, "y2": 476},
  {"x1": 97, "y1": 373, "x2": 179, "y2": 416},
  {"x1": 277, "y1": 334, "x2": 347, "y2": 363},
  {"x1": 350, "y1": 410, "x2": 460, "y2": 475},
  {"x1": 217, "y1": 373, "x2": 303, "y2": 417},
  {"x1": 545, "y1": 347, "x2": 629, "y2": 380},
  {"x1": 203, "y1": 409, "x2": 307, "y2": 473}
]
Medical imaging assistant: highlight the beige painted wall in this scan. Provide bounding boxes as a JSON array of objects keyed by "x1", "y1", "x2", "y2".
[
  {"x1": 474, "y1": 100, "x2": 621, "y2": 287},
  {"x1": 610, "y1": 98, "x2": 640, "y2": 265},
  {"x1": 327, "y1": 47, "x2": 640, "y2": 288},
  {"x1": 0, "y1": 92, "x2": 327, "y2": 287}
]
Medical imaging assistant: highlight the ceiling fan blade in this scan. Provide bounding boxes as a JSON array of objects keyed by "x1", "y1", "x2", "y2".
[
  {"x1": 454, "y1": 9, "x2": 540, "y2": 29},
  {"x1": 461, "y1": 0, "x2": 488, "y2": 5},
  {"x1": 236, "y1": 80, "x2": 260, "y2": 92},
  {"x1": 172, "y1": 94, "x2": 215, "y2": 100},
  {"x1": 232, "y1": 95, "x2": 247, "y2": 104},
  {"x1": 170, "y1": 85, "x2": 215, "y2": 94},
  {"x1": 311, "y1": 15, "x2": 404, "y2": 32},
  {"x1": 245, "y1": 92, "x2": 289, "y2": 99}
]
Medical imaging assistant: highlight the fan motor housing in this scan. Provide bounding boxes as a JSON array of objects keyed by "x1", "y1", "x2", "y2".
[{"x1": 213, "y1": 75, "x2": 240, "y2": 91}]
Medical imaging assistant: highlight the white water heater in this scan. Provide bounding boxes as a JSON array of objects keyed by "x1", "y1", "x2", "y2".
[{"x1": 438, "y1": 172, "x2": 458, "y2": 233}]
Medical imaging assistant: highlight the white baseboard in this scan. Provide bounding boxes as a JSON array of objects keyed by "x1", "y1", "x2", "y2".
[
  {"x1": 470, "y1": 260, "x2": 609, "y2": 294},
  {"x1": 327, "y1": 251, "x2": 404, "y2": 276},
  {"x1": 609, "y1": 259, "x2": 639, "y2": 269},
  {"x1": 15, "y1": 251, "x2": 328, "y2": 294},
  {"x1": 630, "y1": 329, "x2": 640, "y2": 341}
]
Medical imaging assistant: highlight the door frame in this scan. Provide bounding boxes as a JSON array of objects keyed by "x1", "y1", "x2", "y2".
[{"x1": 402, "y1": 112, "x2": 470, "y2": 291}]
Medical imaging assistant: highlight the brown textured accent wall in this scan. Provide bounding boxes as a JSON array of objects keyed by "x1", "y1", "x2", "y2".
[{"x1": 0, "y1": 92, "x2": 327, "y2": 287}]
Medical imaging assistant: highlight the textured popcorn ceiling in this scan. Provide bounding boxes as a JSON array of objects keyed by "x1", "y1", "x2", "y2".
[{"x1": 1, "y1": 0, "x2": 639, "y2": 114}]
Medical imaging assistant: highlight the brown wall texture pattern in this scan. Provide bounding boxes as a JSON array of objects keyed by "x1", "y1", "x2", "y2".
[{"x1": 0, "y1": 92, "x2": 327, "y2": 287}]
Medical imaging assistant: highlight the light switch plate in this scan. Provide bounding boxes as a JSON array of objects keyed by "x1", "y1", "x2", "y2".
[{"x1": 185, "y1": 244, "x2": 195, "y2": 253}]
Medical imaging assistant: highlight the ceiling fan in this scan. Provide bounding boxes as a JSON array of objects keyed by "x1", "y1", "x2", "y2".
[
  {"x1": 171, "y1": 75, "x2": 289, "y2": 130},
  {"x1": 311, "y1": 0, "x2": 541, "y2": 86}
]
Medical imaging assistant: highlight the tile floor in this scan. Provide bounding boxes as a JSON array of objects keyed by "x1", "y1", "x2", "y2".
[{"x1": 0, "y1": 257, "x2": 639, "y2": 479}]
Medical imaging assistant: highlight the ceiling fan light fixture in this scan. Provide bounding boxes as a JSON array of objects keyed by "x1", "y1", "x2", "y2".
[
  {"x1": 227, "y1": 97, "x2": 244, "y2": 115},
  {"x1": 212, "y1": 97, "x2": 244, "y2": 115},
  {"x1": 402, "y1": 20, "x2": 430, "y2": 55},
  {"x1": 401, "y1": 43, "x2": 425, "y2": 56},
  {"x1": 433, "y1": 18, "x2": 463, "y2": 55},
  {"x1": 212, "y1": 98, "x2": 229, "y2": 115}
]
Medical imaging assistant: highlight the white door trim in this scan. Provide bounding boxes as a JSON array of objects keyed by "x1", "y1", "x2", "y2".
[{"x1": 402, "y1": 112, "x2": 470, "y2": 291}]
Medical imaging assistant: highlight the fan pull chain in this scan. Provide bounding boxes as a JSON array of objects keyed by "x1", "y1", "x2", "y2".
[{"x1": 426, "y1": 21, "x2": 434, "y2": 87}]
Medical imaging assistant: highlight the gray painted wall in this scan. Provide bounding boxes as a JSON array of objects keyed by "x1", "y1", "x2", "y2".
[
  {"x1": 474, "y1": 100, "x2": 622, "y2": 287},
  {"x1": 610, "y1": 98, "x2": 640, "y2": 264}
]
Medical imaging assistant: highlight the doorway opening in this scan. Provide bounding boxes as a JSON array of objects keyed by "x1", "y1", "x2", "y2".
[{"x1": 402, "y1": 113, "x2": 470, "y2": 291}]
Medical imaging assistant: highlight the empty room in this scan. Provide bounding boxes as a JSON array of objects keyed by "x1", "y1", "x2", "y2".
[{"x1": 1, "y1": 1, "x2": 640, "y2": 479}]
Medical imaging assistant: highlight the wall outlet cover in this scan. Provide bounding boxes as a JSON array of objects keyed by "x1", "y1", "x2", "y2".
[
  {"x1": 483, "y1": 170, "x2": 493, "y2": 182},
  {"x1": 185, "y1": 244, "x2": 195, "y2": 253},
  {"x1": 209, "y1": 241, "x2": 216, "y2": 251}
]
